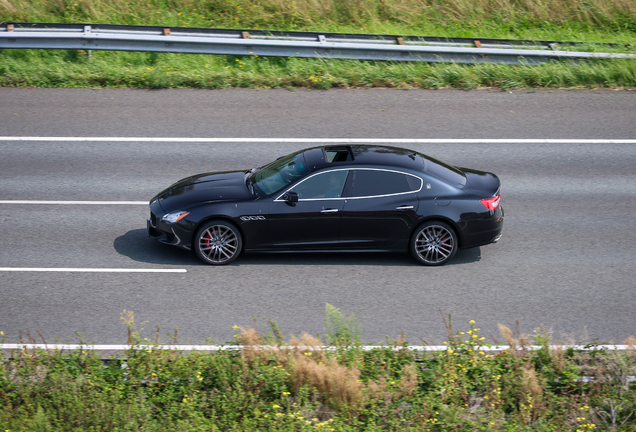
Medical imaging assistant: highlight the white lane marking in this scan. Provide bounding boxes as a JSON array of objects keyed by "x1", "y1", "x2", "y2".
[
  {"x1": 0, "y1": 268, "x2": 186, "y2": 273},
  {"x1": 1, "y1": 137, "x2": 636, "y2": 143},
  {"x1": 0, "y1": 343, "x2": 630, "y2": 352},
  {"x1": 0, "y1": 200, "x2": 147, "y2": 205}
]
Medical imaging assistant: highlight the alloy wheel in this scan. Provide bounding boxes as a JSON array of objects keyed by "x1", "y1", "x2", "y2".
[
  {"x1": 198, "y1": 224, "x2": 239, "y2": 264},
  {"x1": 414, "y1": 224, "x2": 455, "y2": 265}
]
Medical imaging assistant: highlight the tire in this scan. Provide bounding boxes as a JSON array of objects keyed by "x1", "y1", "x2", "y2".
[
  {"x1": 410, "y1": 221, "x2": 458, "y2": 266},
  {"x1": 194, "y1": 220, "x2": 242, "y2": 265}
]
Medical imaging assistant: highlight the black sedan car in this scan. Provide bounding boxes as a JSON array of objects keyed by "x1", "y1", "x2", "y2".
[{"x1": 147, "y1": 145, "x2": 503, "y2": 266}]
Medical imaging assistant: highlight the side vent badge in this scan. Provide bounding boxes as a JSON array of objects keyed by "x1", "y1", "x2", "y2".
[{"x1": 240, "y1": 215, "x2": 266, "y2": 221}]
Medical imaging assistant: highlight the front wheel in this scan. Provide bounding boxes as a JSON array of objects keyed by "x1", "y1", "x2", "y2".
[
  {"x1": 194, "y1": 220, "x2": 242, "y2": 265},
  {"x1": 410, "y1": 221, "x2": 458, "y2": 266}
]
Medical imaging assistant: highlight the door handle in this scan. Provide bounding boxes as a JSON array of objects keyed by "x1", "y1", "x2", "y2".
[
  {"x1": 396, "y1": 205, "x2": 414, "y2": 210},
  {"x1": 320, "y1": 209, "x2": 339, "y2": 213}
]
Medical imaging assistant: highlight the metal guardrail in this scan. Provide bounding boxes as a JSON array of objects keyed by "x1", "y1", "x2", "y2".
[{"x1": 1, "y1": 22, "x2": 635, "y2": 65}]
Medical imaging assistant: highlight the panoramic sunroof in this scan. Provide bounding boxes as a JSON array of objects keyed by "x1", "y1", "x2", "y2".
[{"x1": 324, "y1": 146, "x2": 354, "y2": 163}]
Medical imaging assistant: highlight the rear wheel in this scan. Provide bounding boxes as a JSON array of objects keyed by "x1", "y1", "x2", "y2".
[
  {"x1": 194, "y1": 220, "x2": 242, "y2": 265},
  {"x1": 410, "y1": 221, "x2": 458, "y2": 266}
]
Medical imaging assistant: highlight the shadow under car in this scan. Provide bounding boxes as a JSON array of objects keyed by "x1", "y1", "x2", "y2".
[{"x1": 114, "y1": 229, "x2": 481, "y2": 267}]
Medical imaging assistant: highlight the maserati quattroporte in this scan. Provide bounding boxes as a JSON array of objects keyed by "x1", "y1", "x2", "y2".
[{"x1": 147, "y1": 145, "x2": 503, "y2": 265}]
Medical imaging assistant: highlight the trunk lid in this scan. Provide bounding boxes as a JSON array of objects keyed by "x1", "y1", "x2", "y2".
[{"x1": 457, "y1": 167, "x2": 501, "y2": 197}]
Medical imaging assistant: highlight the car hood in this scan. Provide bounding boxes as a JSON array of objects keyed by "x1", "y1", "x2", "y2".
[
  {"x1": 151, "y1": 170, "x2": 253, "y2": 213},
  {"x1": 458, "y1": 167, "x2": 501, "y2": 197}
]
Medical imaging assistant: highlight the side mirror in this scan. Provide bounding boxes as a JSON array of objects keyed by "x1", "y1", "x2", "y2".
[{"x1": 284, "y1": 191, "x2": 299, "y2": 203}]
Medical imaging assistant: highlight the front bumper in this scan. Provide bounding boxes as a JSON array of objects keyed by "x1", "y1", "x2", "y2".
[{"x1": 147, "y1": 206, "x2": 192, "y2": 250}]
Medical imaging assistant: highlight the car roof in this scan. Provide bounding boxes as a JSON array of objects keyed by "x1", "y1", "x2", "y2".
[{"x1": 303, "y1": 145, "x2": 424, "y2": 172}]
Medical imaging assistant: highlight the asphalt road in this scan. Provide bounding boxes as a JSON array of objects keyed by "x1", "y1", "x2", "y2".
[{"x1": 1, "y1": 88, "x2": 635, "y2": 347}]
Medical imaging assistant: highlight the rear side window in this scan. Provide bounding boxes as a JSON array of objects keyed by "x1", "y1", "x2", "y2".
[{"x1": 351, "y1": 170, "x2": 421, "y2": 197}]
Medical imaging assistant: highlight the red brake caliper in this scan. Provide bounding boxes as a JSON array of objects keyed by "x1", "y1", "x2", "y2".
[{"x1": 204, "y1": 232, "x2": 211, "y2": 253}]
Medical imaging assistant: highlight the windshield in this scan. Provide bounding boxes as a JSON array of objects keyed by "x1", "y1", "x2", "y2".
[{"x1": 251, "y1": 151, "x2": 309, "y2": 195}]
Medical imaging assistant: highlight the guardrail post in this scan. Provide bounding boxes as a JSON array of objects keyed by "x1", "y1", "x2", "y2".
[{"x1": 83, "y1": 26, "x2": 92, "y2": 61}]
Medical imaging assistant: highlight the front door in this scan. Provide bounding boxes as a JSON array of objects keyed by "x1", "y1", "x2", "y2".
[{"x1": 252, "y1": 170, "x2": 350, "y2": 250}]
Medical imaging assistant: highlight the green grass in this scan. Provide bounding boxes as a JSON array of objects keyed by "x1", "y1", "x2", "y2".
[
  {"x1": 1, "y1": 0, "x2": 636, "y2": 89},
  {"x1": 1, "y1": 49, "x2": 635, "y2": 90},
  {"x1": 3, "y1": 0, "x2": 636, "y2": 37},
  {"x1": 2, "y1": 307, "x2": 636, "y2": 431}
]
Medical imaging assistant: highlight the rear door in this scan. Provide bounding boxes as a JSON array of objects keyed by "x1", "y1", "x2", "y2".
[{"x1": 339, "y1": 169, "x2": 421, "y2": 249}]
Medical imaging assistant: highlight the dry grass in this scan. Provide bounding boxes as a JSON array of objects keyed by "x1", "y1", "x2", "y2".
[
  {"x1": 498, "y1": 323, "x2": 532, "y2": 358},
  {"x1": 519, "y1": 363, "x2": 546, "y2": 423},
  {"x1": 625, "y1": 335, "x2": 636, "y2": 356},
  {"x1": 236, "y1": 326, "x2": 419, "y2": 415},
  {"x1": 292, "y1": 355, "x2": 367, "y2": 413},
  {"x1": 238, "y1": 327, "x2": 366, "y2": 412}
]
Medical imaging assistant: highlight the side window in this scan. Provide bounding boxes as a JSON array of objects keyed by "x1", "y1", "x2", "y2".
[
  {"x1": 352, "y1": 170, "x2": 421, "y2": 197},
  {"x1": 290, "y1": 170, "x2": 349, "y2": 200},
  {"x1": 406, "y1": 175, "x2": 422, "y2": 192}
]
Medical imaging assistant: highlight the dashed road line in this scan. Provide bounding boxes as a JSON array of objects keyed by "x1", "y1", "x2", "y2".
[
  {"x1": 0, "y1": 200, "x2": 148, "y2": 205},
  {"x1": 0, "y1": 200, "x2": 147, "y2": 205},
  {"x1": 0, "y1": 268, "x2": 187, "y2": 273}
]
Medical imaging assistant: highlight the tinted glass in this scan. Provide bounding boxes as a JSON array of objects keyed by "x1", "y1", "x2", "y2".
[
  {"x1": 406, "y1": 175, "x2": 422, "y2": 191},
  {"x1": 352, "y1": 170, "x2": 417, "y2": 197},
  {"x1": 291, "y1": 170, "x2": 349, "y2": 199},
  {"x1": 325, "y1": 148, "x2": 353, "y2": 163},
  {"x1": 252, "y1": 151, "x2": 309, "y2": 195}
]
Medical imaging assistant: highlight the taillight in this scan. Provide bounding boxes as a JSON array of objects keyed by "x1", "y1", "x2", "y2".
[{"x1": 480, "y1": 195, "x2": 500, "y2": 211}]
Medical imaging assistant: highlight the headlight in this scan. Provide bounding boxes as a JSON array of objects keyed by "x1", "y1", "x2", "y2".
[{"x1": 161, "y1": 211, "x2": 190, "y2": 224}]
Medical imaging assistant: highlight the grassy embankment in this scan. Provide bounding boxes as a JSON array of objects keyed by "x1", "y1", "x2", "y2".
[
  {"x1": 1, "y1": 0, "x2": 636, "y2": 89},
  {"x1": 2, "y1": 305, "x2": 636, "y2": 431}
]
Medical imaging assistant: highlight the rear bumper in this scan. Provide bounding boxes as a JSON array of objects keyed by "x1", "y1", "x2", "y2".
[{"x1": 460, "y1": 206, "x2": 504, "y2": 248}]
